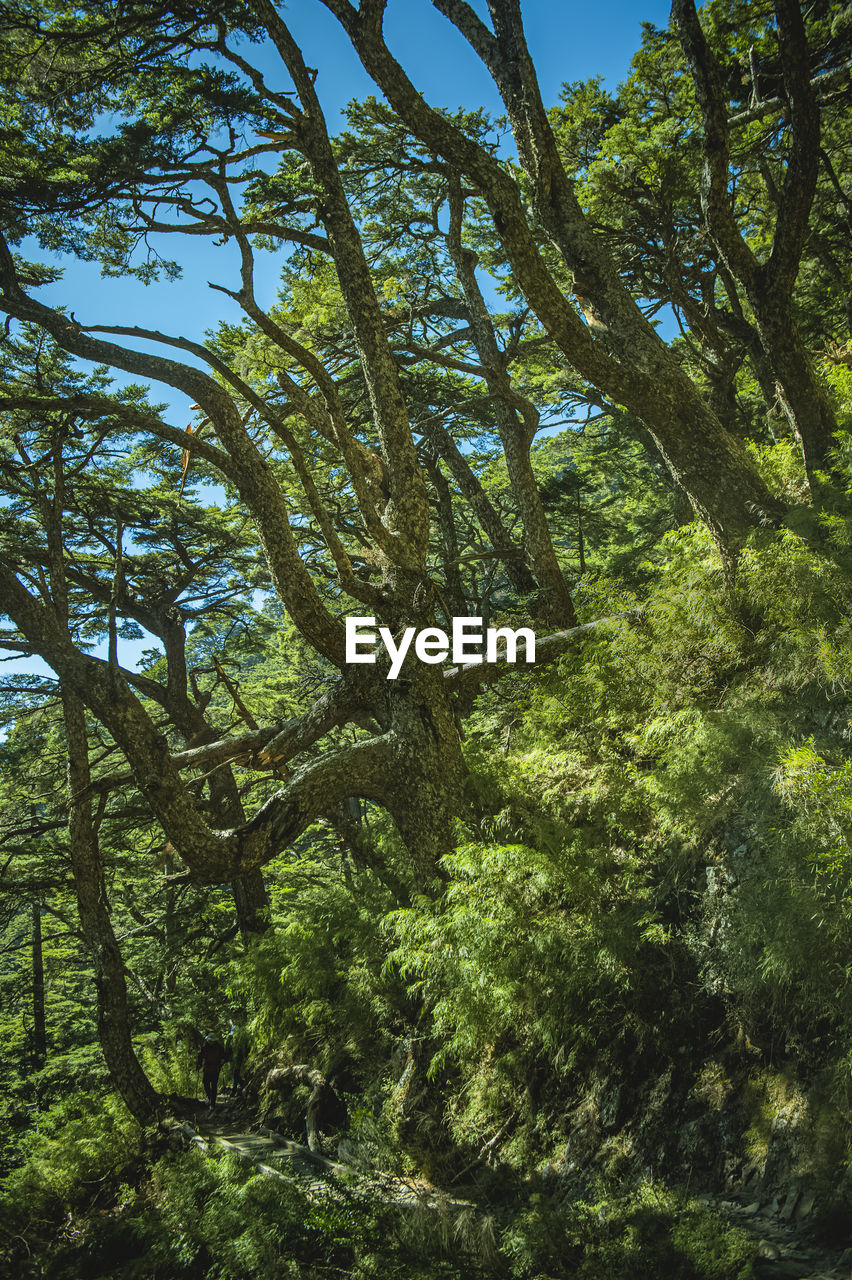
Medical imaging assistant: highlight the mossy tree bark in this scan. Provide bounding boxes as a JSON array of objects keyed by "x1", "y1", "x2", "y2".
[
  {"x1": 673, "y1": 0, "x2": 837, "y2": 484},
  {"x1": 62, "y1": 690, "x2": 160, "y2": 1124}
]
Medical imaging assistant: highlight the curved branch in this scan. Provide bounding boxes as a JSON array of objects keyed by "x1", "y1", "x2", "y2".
[
  {"x1": 728, "y1": 57, "x2": 852, "y2": 127},
  {"x1": 0, "y1": 236, "x2": 345, "y2": 664},
  {"x1": 671, "y1": 0, "x2": 758, "y2": 288},
  {"x1": 257, "y1": 0, "x2": 431, "y2": 561},
  {"x1": 444, "y1": 611, "x2": 642, "y2": 697},
  {"x1": 188, "y1": 732, "x2": 396, "y2": 883},
  {"x1": 766, "y1": 0, "x2": 822, "y2": 298},
  {"x1": 0, "y1": 393, "x2": 239, "y2": 479}
]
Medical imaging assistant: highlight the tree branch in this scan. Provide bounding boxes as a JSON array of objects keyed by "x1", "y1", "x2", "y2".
[
  {"x1": 444, "y1": 611, "x2": 642, "y2": 696},
  {"x1": 671, "y1": 0, "x2": 758, "y2": 288}
]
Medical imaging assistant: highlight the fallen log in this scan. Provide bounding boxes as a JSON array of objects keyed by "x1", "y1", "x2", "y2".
[{"x1": 265, "y1": 1064, "x2": 330, "y2": 1154}]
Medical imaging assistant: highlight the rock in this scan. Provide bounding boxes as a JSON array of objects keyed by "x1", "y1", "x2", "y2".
[
  {"x1": 780, "y1": 1187, "x2": 801, "y2": 1221},
  {"x1": 754, "y1": 1262, "x2": 819, "y2": 1278},
  {"x1": 794, "y1": 1191, "x2": 815, "y2": 1220}
]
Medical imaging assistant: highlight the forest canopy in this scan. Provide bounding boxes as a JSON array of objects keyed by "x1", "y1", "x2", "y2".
[{"x1": 2, "y1": 2, "x2": 852, "y2": 1277}]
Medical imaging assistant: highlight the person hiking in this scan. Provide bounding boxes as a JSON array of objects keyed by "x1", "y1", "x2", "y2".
[
  {"x1": 196, "y1": 1033, "x2": 226, "y2": 1108},
  {"x1": 226, "y1": 1022, "x2": 251, "y2": 1095}
]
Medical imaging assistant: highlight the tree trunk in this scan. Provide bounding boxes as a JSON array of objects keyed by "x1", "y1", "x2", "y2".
[
  {"x1": 31, "y1": 901, "x2": 46, "y2": 1069},
  {"x1": 448, "y1": 217, "x2": 576, "y2": 625},
  {"x1": 423, "y1": 452, "x2": 468, "y2": 616},
  {"x1": 382, "y1": 663, "x2": 467, "y2": 885},
  {"x1": 231, "y1": 867, "x2": 271, "y2": 937},
  {"x1": 753, "y1": 307, "x2": 838, "y2": 481},
  {"x1": 328, "y1": 801, "x2": 411, "y2": 905},
  {"x1": 162, "y1": 853, "x2": 177, "y2": 1002},
  {"x1": 576, "y1": 486, "x2": 586, "y2": 575},
  {"x1": 62, "y1": 690, "x2": 160, "y2": 1122},
  {"x1": 670, "y1": 0, "x2": 836, "y2": 486},
  {"x1": 207, "y1": 752, "x2": 271, "y2": 937},
  {"x1": 640, "y1": 376, "x2": 782, "y2": 537},
  {"x1": 500, "y1": 415, "x2": 577, "y2": 625},
  {"x1": 424, "y1": 417, "x2": 539, "y2": 596},
  {"x1": 333, "y1": 7, "x2": 783, "y2": 546}
]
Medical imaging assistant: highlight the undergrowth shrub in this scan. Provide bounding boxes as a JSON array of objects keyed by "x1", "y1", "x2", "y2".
[
  {"x1": 228, "y1": 864, "x2": 403, "y2": 1079},
  {"x1": 395, "y1": 512, "x2": 852, "y2": 1144},
  {"x1": 388, "y1": 836, "x2": 680, "y2": 1144},
  {"x1": 32, "y1": 1143, "x2": 760, "y2": 1280},
  {"x1": 0, "y1": 1091, "x2": 143, "y2": 1269},
  {"x1": 501, "y1": 1183, "x2": 756, "y2": 1280}
]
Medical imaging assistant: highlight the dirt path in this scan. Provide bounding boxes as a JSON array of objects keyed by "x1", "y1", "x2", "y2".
[
  {"x1": 177, "y1": 1112, "x2": 475, "y2": 1214},
  {"x1": 175, "y1": 1106, "x2": 851, "y2": 1277}
]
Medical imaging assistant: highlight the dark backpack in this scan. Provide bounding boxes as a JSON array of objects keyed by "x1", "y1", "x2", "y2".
[{"x1": 200, "y1": 1040, "x2": 225, "y2": 1070}]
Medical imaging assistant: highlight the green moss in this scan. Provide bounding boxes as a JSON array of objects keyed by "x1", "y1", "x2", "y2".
[{"x1": 692, "y1": 1063, "x2": 734, "y2": 1112}]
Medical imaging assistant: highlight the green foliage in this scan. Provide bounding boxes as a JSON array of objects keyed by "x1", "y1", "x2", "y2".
[
  {"x1": 389, "y1": 835, "x2": 671, "y2": 1115},
  {"x1": 4, "y1": 1126, "x2": 758, "y2": 1280},
  {"x1": 230, "y1": 854, "x2": 400, "y2": 1075},
  {"x1": 130, "y1": 1150, "x2": 363, "y2": 1279},
  {"x1": 2, "y1": 2, "x2": 852, "y2": 1275},
  {"x1": 119, "y1": 1160, "x2": 754, "y2": 1280},
  {"x1": 0, "y1": 1091, "x2": 142, "y2": 1255},
  {"x1": 501, "y1": 1183, "x2": 755, "y2": 1280},
  {"x1": 8, "y1": 443, "x2": 852, "y2": 1272}
]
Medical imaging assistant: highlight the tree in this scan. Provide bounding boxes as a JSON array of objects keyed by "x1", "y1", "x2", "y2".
[
  {"x1": 545, "y1": 4, "x2": 852, "y2": 471},
  {"x1": 0, "y1": 0, "x2": 588, "y2": 919},
  {"x1": 0, "y1": 0, "x2": 845, "y2": 1024},
  {"x1": 671, "y1": 0, "x2": 844, "y2": 482},
  {"x1": 3, "y1": 7, "x2": 852, "y2": 1269},
  {"x1": 321, "y1": 0, "x2": 791, "y2": 538}
]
